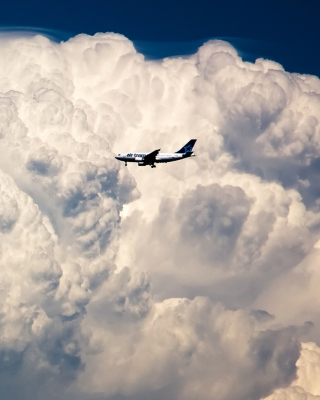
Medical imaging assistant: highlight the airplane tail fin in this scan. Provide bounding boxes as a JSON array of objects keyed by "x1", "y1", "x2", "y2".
[{"x1": 175, "y1": 139, "x2": 197, "y2": 154}]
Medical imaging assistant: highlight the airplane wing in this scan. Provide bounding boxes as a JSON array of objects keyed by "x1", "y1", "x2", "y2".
[{"x1": 143, "y1": 148, "x2": 160, "y2": 164}]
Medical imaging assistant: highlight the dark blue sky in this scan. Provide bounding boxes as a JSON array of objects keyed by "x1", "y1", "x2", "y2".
[{"x1": 1, "y1": 0, "x2": 320, "y2": 77}]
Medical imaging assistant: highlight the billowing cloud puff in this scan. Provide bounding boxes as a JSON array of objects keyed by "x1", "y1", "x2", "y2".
[
  {"x1": 0, "y1": 32, "x2": 320, "y2": 400},
  {"x1": 265, "y1": 342, "x2": 320, "y2": 400}
]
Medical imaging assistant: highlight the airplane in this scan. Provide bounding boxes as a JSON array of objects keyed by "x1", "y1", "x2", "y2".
[{"x1": 115, "y1": 139, "x2": 197, "y2": 168}]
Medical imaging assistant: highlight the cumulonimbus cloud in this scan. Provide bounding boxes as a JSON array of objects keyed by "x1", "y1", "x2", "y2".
[{"x1": 0, "y1": 32, "x2": 319, "y2": 400}]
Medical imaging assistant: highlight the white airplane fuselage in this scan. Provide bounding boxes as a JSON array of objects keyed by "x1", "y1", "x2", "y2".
[
  {"x1": 115, "y1": 152, "x2": 193, "y2": 165},
  {"x1": 115, "y1": 139, "x2": 197, "y2": 168}
]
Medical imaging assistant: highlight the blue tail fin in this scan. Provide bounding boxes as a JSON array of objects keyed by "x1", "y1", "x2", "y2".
[{"x1": 175, "y1": 139, "x2": 197, "y2": 154}]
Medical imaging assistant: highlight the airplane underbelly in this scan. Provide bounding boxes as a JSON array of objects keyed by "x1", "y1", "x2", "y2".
[
  {"x1": 118, "y1": 157, "x2": 135, "y2": 163},
  {"x1": 157, "y1": 157, "x2": 175, "y2": 163}
]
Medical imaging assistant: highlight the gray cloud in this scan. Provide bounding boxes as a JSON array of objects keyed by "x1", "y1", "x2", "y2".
[{"x1": 178, "y1": 184, "x2": 250, "y2": 263}]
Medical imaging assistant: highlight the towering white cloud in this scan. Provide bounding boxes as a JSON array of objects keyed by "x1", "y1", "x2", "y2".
[{"x1": 0, "y1": 32, "x2": 319, "y2": 400}]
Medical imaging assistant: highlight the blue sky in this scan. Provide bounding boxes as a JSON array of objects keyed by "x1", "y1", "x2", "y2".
[{"x1": 1, "y1": 0, "x2": 319, "y2": 76}]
